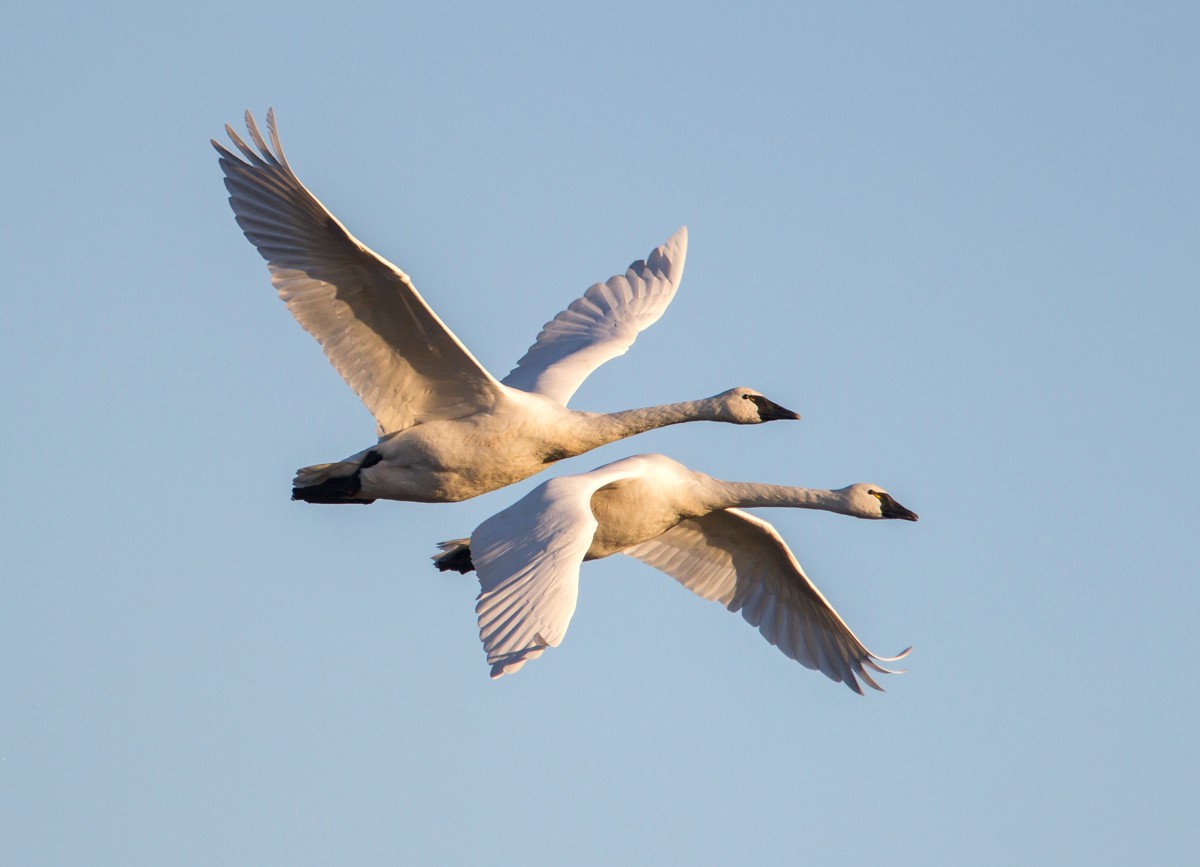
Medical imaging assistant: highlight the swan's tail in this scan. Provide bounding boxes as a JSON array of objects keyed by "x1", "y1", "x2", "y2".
[
  {"x1": 432, "y1": 539, "x2": 474, "y2": 573},
  {"x1": 291, "y1": 455, "x2": 378, "y2": 504}
]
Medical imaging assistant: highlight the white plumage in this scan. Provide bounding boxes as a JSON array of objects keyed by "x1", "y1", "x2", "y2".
[
  {"x1": 436, "y1": 454, "x2": 918, "y2": 693},
  {"x1": 213, "y1": 110, "x2": 799, "y2": 504}
]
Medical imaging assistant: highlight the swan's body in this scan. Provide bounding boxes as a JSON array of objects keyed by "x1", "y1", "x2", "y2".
[
  {"x1": 213, "y1": 111, "x2": 799, "y2": 504},
  {"x1": 435, "y1": 454, "x2": 918, "y2": 692}
]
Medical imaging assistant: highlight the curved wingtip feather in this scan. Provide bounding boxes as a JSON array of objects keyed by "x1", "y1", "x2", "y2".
[
  {"x1": 864, "y1": 646, "x2": 912, "y2": 676},
  {"x1": 856, "y1": 665, "x2": 886, "y2": 693},
  {"x1": 874, "y1": 645, "x2": 913, "y2": 663},
  {"x1": 487, "y1": 645, "x2": 545, "y2": 678}
]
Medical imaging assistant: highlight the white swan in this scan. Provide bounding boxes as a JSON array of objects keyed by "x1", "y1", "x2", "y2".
[
  {"x1": 213, "y1": 111, "x2": 799, "y2": 504},
  {"x1": 434, "y1": 454, "x2": 918, "y2": 692}
]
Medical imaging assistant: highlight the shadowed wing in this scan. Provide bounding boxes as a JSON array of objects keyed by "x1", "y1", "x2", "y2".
[
  {"x1": 623, "y1": 509, "x2": 910, "y2": 694},
  {"x1": 213, "y1": 110, "x2": 504, "y2": 435},
  {"x1": 471, "y1": 463, "x2": 641, "y2": 678},
  {"x1": 501, "y1": 227, "x2": 688, "y2": 406}
]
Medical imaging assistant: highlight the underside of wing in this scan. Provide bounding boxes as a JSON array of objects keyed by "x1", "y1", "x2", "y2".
[
  {"x1": 471, "y1": 462, "x2": 646, "y2": 678},
  {"x1": 471, "y1": 479, "x2": 596, "y2": 677},
  {"x1": 623, "y1": 509, "x2": 909, "y2": 694},
  {"x1": 501, "y1": 227, "x2": 688, "y2": 406},
  {"x1": 214, "y1": 109, "x2": 504, "y2": 434}
]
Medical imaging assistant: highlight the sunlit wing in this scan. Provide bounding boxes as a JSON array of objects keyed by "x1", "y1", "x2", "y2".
[
  {"x1": 623, "y1": 509, "x2": 910, "y2": 694},
  {"x1": 471, "y1": 463, "x2": 642, "y2": 677},
  {"x1": 500, "y1": 227, "x2": 688, "y2": 406},
  {"x1": 213, "y1": 109, "x2": 504, "y2": 435}
]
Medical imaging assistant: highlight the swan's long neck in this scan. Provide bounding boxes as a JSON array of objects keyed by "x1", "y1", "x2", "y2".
[
  {"x1": 573, "y1": 400, "x2": 722, "y2": 450},
  {"x1": 705, "y1": 480, "x2": 852, "y2": 516}
]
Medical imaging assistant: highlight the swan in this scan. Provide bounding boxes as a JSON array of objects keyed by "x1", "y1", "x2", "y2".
[
  {"x1": 213, "y1": 111, "x2": 800, "y2": 504},
  {"x1": 434, "y1": 454, "x2": 918, "y2": 693}
]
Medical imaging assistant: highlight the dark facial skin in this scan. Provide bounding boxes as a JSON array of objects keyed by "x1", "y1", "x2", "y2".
[
  {"x1": 870, "y1": 490, "x2": 919, "y2": 521},
  {"x1": 743, "y1": 393, "x2": 801, "y2": 421}
]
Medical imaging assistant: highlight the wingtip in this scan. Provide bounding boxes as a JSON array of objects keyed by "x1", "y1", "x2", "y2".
[
  {"x1": 669, "y1": 225, "x2": 688, "y2": 255},
  {"x1": 489, "y1": 658, "x2": 526, "y2": 679},
  {"x1": 875, "y1": 645, "x2": 913, "y2": 663}
]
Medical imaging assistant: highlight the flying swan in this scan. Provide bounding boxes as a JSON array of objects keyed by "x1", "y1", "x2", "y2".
[
  {"x1": 213, "y1": 111, "x2": 800, "y2": 504},
  {"x1": 434, "y1": 454, "x2": 918, "y2": 693}
]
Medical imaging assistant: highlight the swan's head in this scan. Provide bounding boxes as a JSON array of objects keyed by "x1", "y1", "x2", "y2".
[
  {"x1": 838, "y1": 484, "x2": 919, "y2": 521},
  {"x1": 711, "y1": 388, "x2": 801, "y2": 424}
]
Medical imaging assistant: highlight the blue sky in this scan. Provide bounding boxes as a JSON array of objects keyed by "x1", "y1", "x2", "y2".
[{"x1": 3, "y1": 2, "x2": 1197, "y2": 864}]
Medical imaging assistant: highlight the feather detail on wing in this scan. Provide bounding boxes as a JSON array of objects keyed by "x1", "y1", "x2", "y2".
[
  {"x1": 623, "y1": 509, "x2": 910, "y2": 694},
  {"x1": 213, "y1": 109, "x2": 504, "y2": 435},
  {"x1": 471, "y1": 462, "x2": 646, "y2": 677},
  {"x1": 501, "y1": 227, "x2": 688, "y2": 406}
]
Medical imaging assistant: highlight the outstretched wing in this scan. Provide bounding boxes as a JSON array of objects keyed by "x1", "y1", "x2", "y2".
[
  {"x1": 624, "y1": 509, "x2": 910, "y2": 694},
  {"x1": 213, "y1": 109, "x2": 504, "y2": 435},
  {"x1": 501, "y1": 227, "x2": 688, "y2": 406},
  {"x1": 471, "y1": 461, "x2": 647, "y2": 678}
]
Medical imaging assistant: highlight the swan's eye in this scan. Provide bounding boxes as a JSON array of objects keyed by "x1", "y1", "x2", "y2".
[
  {"x1": 741, "y1": 393, "x2": 752, "y2": 400},
  {"x1": 869, "y1": 490, "x2": 882, "y2": 499}
]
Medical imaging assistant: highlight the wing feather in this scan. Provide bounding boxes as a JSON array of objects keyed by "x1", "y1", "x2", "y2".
[
  {"x1": 623, "y1": 509, "x2": 909, "y2": 693},
  {"x1": 501, "y1": 227, "x2": 688, "y2": 405},
  {"x1": 471, "y1": 461, "x2": 650, "y2": 677},
  {"x1": 214, "y1": 109, "x2": 504, "y2": 434}
]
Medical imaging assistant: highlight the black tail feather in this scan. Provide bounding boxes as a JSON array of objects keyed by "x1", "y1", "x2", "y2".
[
  {"x1": 292, "y1": 451, "x2": 380, "y2": 504},
  {"x1": 434, "y1": 544, "x2": 475, "y2": 574},
  {"x1": 292, "y1": 473, "x2": 374, "y2": 504}
]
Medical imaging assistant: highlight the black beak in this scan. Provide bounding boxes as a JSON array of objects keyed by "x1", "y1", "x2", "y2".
[
  {"x1": 749, "y1": 395, "x2": 801, "y2": 421},
  {"x1": 880, "y1": 494, "x2": 919, "y2": 522}
]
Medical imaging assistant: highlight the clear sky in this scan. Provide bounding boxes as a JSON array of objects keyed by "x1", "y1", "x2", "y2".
[{"x1": 3, "y1": 2, "x2": 1197, "y2": 864}]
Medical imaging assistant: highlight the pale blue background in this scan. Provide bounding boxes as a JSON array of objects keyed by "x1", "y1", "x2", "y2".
[{"x1": 3, "y1": 2, "x2": 1197, "y2": 864}]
